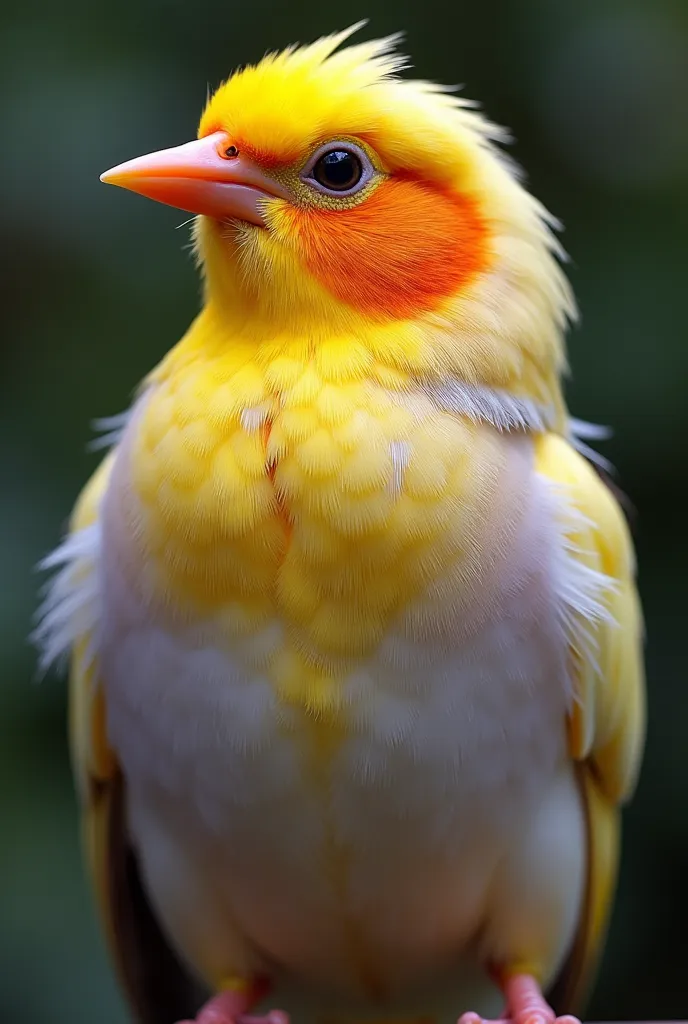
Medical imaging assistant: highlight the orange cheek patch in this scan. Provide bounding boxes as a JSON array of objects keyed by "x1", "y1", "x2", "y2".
[{"x1": 284, "y1": 178, "x2": 490, "y2": 321}]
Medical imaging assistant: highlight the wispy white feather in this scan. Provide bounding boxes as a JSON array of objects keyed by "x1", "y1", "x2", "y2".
[
  {"x1": 569, "y1": 416, "x2": 614, "y2": 473},
  {"x1": 88, "y1": 410, "x2": 132, "y2": 452},
  {"x1": 420, "y1": 380, "x2": 552, "y2": 432},
  {"x1": 389, "y1": 440, "x2": 411, "y2": 495},
  {"x1": 32, "y1": 524, "x2": 101, "y2": 675},
  {"x1": 540, "y1": 478, "x2": 616, "y2": 691}
]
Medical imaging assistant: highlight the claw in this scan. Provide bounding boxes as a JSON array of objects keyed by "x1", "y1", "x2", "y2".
[
  {"x1": 457, "y1": 974, "x2": 580, "y2": 1024},
  {"x1": 174, "y1": 988, "x2": 289, "y2": 1024}
]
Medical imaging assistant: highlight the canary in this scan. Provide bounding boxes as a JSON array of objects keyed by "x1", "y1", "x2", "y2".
[{"x1": 35, "y1": 24, "x2": 645, "y2": 1024}]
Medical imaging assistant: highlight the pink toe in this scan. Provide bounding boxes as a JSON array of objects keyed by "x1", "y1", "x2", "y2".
[
  {"x1": 239, "y1": 1012, "x2": 289, "y2": 1024},
  {"x1": 197, "y1": 1012, "x2": 235, "y2": 1024},
  {"x1": 458, "y1": 1017, "x2": 511, "y2": 1024}
]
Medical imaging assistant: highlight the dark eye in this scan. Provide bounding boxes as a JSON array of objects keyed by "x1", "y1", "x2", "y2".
[
  {"x1": 312, "y1": 149, "x2": 362, "y2": 192},
  {"x1": 302, "y1": 141, "x2": 376, "y2": 198}
]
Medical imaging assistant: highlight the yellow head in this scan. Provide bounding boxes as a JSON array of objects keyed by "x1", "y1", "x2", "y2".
[{"x1": 102, "y1": 25, "x2": 575, "y2": 416}]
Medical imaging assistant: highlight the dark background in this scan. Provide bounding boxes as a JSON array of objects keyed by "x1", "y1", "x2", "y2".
[{"x1": 2, "y1": 1, "x2": 687, "y2": 1022}]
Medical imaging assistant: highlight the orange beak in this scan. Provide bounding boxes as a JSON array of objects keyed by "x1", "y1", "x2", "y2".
[{"x1": 100, "y1": 131, "x2": 289, "y2": 225}]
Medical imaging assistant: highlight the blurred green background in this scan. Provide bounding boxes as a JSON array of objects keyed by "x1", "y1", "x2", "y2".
[{"x1": 2, "y1": 0, "x2": 687, "y2": 1021}]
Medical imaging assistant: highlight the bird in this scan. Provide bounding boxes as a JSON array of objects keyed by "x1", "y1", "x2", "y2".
[{"x1": 35, "y1": 23, "x2": 646, "y2": 1024}]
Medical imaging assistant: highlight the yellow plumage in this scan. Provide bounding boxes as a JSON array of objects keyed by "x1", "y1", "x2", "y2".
[{"x1": 36, "y1": 24, "x2": 645, "y2": 1024}]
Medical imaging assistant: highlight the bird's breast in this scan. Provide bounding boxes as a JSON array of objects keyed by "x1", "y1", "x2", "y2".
[
  {"x1": 98, "y1": 361, "x2": 574, "y2": 997},
  {"x1": 108, "y1": 359, "x2": 546, "y2": 716}
]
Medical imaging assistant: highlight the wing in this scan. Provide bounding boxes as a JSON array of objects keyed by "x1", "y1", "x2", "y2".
[
  {"x1": 45, "y1": 453, "x2": 204, "y2": 1024},
  {"x1": 534, "y1": 434, "x2": 646, "y2": 1014}
]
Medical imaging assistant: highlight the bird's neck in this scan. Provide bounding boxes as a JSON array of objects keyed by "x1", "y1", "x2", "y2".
[{"x1": 145, "y1": 301, "x2": 568, "y2": 435}]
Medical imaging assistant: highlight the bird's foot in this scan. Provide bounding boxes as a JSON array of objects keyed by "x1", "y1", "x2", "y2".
[
  {"x1": 458, "y1": 973, "x2": 580, "y2": 1024},
  {"x1": 176, "y1": 988, "x2": 289, "y2": 1024}
]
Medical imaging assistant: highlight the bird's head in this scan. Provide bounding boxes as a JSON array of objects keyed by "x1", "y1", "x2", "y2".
[{"x1": 102, "y1": 25, "x2": 574, "y2": 417}]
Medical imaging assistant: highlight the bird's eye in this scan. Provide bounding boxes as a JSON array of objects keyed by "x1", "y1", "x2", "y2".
[
  {"x1": 223, "y1": 144, "x2": 238, "y2": 159},
  {"x1": 313, "y1": 149, "x2": 361, "y2": 191},
  {"x1": 303, "y1": 142, "x2": 374, "y2": 197}
]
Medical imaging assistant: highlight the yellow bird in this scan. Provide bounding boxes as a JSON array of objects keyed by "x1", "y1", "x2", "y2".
[{"x1": 36, "y1": 24, "x2": 645, "y2": 1024}]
